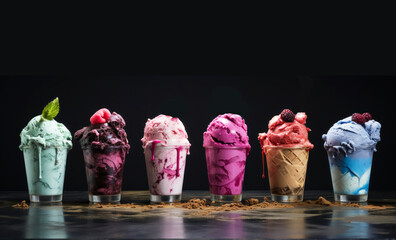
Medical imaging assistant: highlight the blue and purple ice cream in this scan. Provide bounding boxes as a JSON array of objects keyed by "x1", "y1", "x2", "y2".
[{"x1": 323, "y1": 113, "x2": 381, "y2": 199}]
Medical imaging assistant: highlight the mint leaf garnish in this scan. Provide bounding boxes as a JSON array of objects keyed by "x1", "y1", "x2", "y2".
[{"x1": 41, "y1": 97, "x2": 60, "y2": 121}]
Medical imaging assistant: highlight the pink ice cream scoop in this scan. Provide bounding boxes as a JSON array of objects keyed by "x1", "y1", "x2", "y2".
[
  {"x1": 142, "y1": 114, "x2": 190, "y2": 148},
  {"x1": 203, "y1": 114, "x2": 251, "y2": 199}
]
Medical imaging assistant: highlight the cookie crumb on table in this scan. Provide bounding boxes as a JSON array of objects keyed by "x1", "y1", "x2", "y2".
[{"x1": 12, "y1": 200, "x2": 29, "y2": 209}]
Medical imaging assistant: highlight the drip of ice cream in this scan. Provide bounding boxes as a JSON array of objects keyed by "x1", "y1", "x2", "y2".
[
  {"x1": 20, "y1": 115, "x2": 72, "y2": 150},
  {"x1": 258, "y1": 112, "x2": 314, "y2": 153},
  {"x1": 203, "y1": 113, "x2": 251, "y2": 152},
  {"x1": 323, "y1": 115, "x2": 381, "y2": 155},
  {"x1": 74, "y1": 108, "x2": 130, "y2": 152}
]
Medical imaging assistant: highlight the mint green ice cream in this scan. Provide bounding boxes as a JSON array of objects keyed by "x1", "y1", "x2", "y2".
[
  {"x1": 20, "y1": 115, "x2": 72, "y2": 150},
  {"x1": 20, "y1": 98, "x2": 72, "y2": 202}
]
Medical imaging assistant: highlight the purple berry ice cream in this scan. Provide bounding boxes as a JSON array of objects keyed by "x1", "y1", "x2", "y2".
[{"x1": 74, "y1": 108, "x2": 130, "y2": 202}]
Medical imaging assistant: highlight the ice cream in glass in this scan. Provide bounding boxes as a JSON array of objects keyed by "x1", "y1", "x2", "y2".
[
  {"x1": 141, "y1": 115, "x2": 191, "y2": 203},
  {"x1": 203, "y1": 114, "x2": 251, "y2": 203},
  {"x1": 258, "y1": 109, "x2": 313, "y2": 202},
  {"x1": 323, "y1": 112, "x2": 381, "y2": 202},
  {"x1": 20, "y1": 97, "x2": 72, "y2": 202},
  {"x1": 74, "y1": 108, "x2": 130, "y2": 203}
]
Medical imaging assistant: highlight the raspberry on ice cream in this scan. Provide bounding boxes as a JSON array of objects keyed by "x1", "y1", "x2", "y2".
[
  {"x1": 280, "y1": 109, "x2": 295, "y2": 122},
  {"x1": 363, "y1": 112, "x2": 372, "y2": 121},
  {"x1": 90, "y1": 108, "x2": 111, "y2": 125},
  {"x1": 352, "y1": 113, "x2": 366, "y2": 126}
]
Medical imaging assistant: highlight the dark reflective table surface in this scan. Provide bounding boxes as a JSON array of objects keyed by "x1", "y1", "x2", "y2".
[{"x1": 1, "y1": 191, "x2": 396, "y2": 239}]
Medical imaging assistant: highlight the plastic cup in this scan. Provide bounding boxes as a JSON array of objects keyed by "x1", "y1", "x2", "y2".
[
  {"x1": 264, "y1": 146, "x2": 309, "y2": 202},
  {"x1": 205, "y1": 146, "x2": 248, "y2": 203},
  {"x1": 82, "y1": 146, "x2": 127, "y2": 203},
  {"x1": 144, "y1": 145, "x2": 189, "y2": 203},
  {"x1": 22, "y1": 146, "x2": 69, "y2": 202},
  {"x1": 327, "y1": 148, "x2": 373, "y2": 202}
]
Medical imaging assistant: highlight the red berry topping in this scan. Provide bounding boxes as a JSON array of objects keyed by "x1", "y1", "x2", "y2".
[
  {"x1": 281, "y1": 109, "x2": 295, "y2": 122},
  {"x1": 363, "y1": 112, "x2": 372, "y2": 121},
  {"x1": 90, "y1": 108, "x2": 111, "y2": 125},
  {"x1": 352, "y1": 113, "x2": 366, "y2": 125}
]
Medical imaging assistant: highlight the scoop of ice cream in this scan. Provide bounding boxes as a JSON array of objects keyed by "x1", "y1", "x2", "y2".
[
  {"x1": 141, "y1": 114, "x2": 190, "y2": 148},
  {"x1": 258, "y1": 111, "x2": 314, "y2": 152},
  {"x1": 20, "y1": 115, "x2": 72, "y2": 150},
  {"x1": 203, "y1": 113, "x2": 251, "y2": 151},
  {"x1": 74, "y1": 109, "x2": 130, "y2": 152},
  {"x1": 322, "y1": 115, "x2": 381, "y2": 154}
]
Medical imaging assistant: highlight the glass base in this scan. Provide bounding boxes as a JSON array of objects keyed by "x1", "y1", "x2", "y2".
[
  {"x1": 89, "y1": 194, "x2": 121, "y2": 203},
  {"x1": 334, "y1": 193, "x2": 368, "y2": 202},
  {"x1": 150, "y1": 194, "x2": 181, "y2": 203},
  {"x1": 271, "y1": 194, "x2": 303, "y2": 202},
  {"x1": 30, "y1": 194, "x2": 62, "y2": 203},
  {"x1": 210, "y1": 194, "x2": 242, "y2": 203}
]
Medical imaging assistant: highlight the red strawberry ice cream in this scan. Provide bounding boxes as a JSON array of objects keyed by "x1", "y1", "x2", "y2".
[
  {"x1": 203, "y1": 114, "x2": 251, "y2": 198},
  {"x1": 258, "y1": 111, "x2": 313, "y2": 153}
]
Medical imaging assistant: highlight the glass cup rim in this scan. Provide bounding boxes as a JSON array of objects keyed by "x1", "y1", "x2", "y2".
[
  {"x1": 21, "y1": 146, "x2": 70, "y2": 150},
  {"x1": 204, "y1": 146, "x2": 249, "y2": 149},
  {"x1": 264, "y1": 146, "x2": 311, "y2": 150},
  {"x1": 144, "y1": 144, "x2": 191, "y2": 149},
  {"x1": 324, "y1": 146, "x2": 375, "y2": 152},
  {"x1": 81, "y1": 145, "x2": 129, "y2": 150}
]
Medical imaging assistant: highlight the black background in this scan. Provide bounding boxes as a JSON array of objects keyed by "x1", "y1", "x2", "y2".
[
  {"x1": 0, "y1": 76, "x2": 395, "y2": 192},
  {"x1": 1, "y1": 5, "x2": 396, "y2": 193}
]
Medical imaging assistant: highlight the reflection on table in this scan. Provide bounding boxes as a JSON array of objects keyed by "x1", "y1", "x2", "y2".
[
  {"x1": 329, "y1": 208, "x2": 370, "y2": 238},
  {"x1": 261, "y1": 208, "x2": 307, "y2": 239},
  {"x1": 25, "y1": 203, "x2": 67, "y2": 239},
  {"x1": 158, "y1": 209, "x2": 185, "y2": 238}
]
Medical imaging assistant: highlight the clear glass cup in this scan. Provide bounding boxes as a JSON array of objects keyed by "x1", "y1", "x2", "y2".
[
  {"x1": 144, "y1": 145, "x2": 189, "y2": 203},
  {"x1": 204, "y1": 146, "x2": 249, "y2": 203},
  {"x1": 82, "y1": 146, "x2": 127, "y2": 203},
  {"x1": 327, "y1": 148, "x2": 373, "y2": 202},
  {"x1": 264, "y1": 146, "x2": 310, "y2": 202},
  {"x1": 22, "y1": 146, "x2": 69, "y2": 202}
]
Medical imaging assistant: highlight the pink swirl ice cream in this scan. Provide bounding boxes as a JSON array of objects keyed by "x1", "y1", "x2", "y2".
[
  {"x1": 203, "y1": 114, "x2": 251, "y2": 149},
  {"x1": 141, "y1": 115, "x2": 190, "y2": 199},
  {"x1": 203, "y1": 114, "x2": 251, "y2": 198}
]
